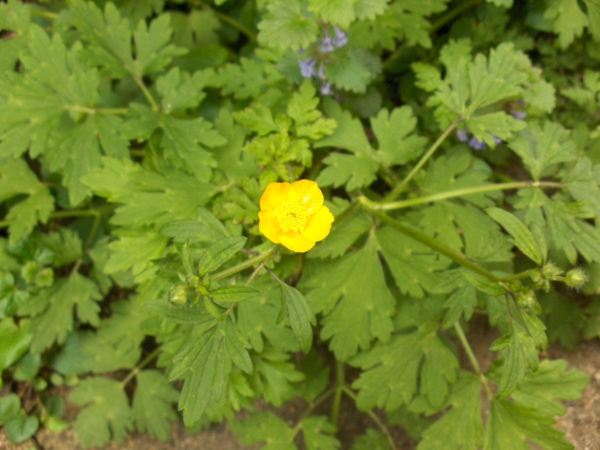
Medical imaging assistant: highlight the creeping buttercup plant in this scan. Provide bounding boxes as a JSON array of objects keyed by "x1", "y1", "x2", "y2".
[{"x1": 0, "y1": 0, "x2": 599, "y2": 448}]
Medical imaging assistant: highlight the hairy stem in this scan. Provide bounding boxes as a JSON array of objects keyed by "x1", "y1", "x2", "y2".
[
  {"x1": 453, "y1": 322, "x2": 493, "y2": 398},
  {"x1": 374, "y1": 181, "x2": 563, "y2": 211},
  {"x1": 360, "y1": 197, "x2": 502, "y2": 282},
  {"x1": 134, "y1": 76, "x2": 160, "y2": 111},
  {"x1": 120, "y1": 348, "x2": 161, "y2": 387},
  {"x1": 330, "y1": 361, "x2": 345, "y2": 426},
  {"x1": 384, "y1": 120, "x2": 460, "y2": 202},
  {"x1": 212, "y1": 247, "x2": 276, "y2": 281},
  {"x1": 194, "y1": 1, "x2": 257, "y2": 43}
]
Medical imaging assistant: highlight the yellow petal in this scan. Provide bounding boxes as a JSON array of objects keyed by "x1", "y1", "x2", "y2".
[
  {"x1": 290, "y1": 180, "x2": 323, "y2": 215},
  {"x1": 258, "y1": 210, "x2": 282, "y2": 244},
  {"x1": 260, "y1": 182, "x2": 292, "y2": 211},
  {"x1": 280, "y1": 233, "x2": 316, "y2": 253},
  {"x1": 301, "y1": 206, "x2": 334, "y2": 242}
]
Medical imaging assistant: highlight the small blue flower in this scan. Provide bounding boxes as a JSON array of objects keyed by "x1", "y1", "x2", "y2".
[
  {"x1": 320, "y1": 82, "x2": 333, "y2": 96},
  {"x1": 320, "y1": 29, "x2": 334, "y2": 53},
  {"x1": 332, "y1": 27, "x2": 348, "y2": 48},
  {"x1": 456, "y1": 129, "x2": 469, "y2": 142},
  {"x1": 509, "y1": 99, "x2": 527, "y2": 120},
  {"x1": 298, "y1": 58, "x2": 317, "y2": 78},
  {"x1": 468, "y1": 136, "x2": 487, "y2": 151}
]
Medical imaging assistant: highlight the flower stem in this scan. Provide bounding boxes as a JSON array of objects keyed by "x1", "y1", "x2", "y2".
[
  {"x1": 64, "y1": 105, "x2": 129, "y2": 115},
  {"x1": 360, "y1": 197, "x2": 502, "y2": 283},
  {"x1": 384, "y1": 120, "x2": 460, "y2": 202},
  {"x1": 430, "y1": 0, "x2": 483, "y2": 32},
  {"x1": 134, "y1": 76, "x2": 160, "y2": 111},
  {"x1": 193, "y1": 0, "x2": 257, "y2": 43},
  {"x1": 453, "y1": 322, "x2": 492, "y2": 397},
  {"x1": 330, "y1": 361, "x2": 345, "y2": 426},
  {"x1": 375, "y1": 181, "x2": 563, "y2": 211},
  {"x1": 342, "y1": 386, "x2": 397, "y2": 450},
  {"x1": 120, "y1": 348, "x2": 161, "y2": 387},
  {"x1": 0, "y1": 206, "x2": 116, "y2": 229},
  {"x1": 212, "y1": 247, "x2": 276, "y2": 281}
]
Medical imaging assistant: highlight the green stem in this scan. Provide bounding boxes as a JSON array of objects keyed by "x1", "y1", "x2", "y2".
[
  {"x1": 430, "y1": 0, "x2": 483, "y2": 32},
  {"x1": 84, "y1": 211, "x2": 101, "y2": 252},
  {"x1": 375, "y1": 181, "x2": 563, "y2": 211},
  {"x1": 212, "y1": 247, "x2": 276, "y2": 281},
  {"x1": 500, "y1": 270, "x2": 535, "y2": 282},
  {"x1": 360, "y1": 197, "x2": 502, "y2": 282},
  {"x1": 0, "y1": 206, "x2": 115, "y2": 229},
  {"x1": 120, "y1": 348, "x2": 161, "y2": 387},
  {"x1": 330, "y1": 361, "x2": 345, "y2": 426},
  {"x1": 342, "y1": 386, "x2": 397, "y2": 450},
  {"x1": 384, "y1": 120, "x2": 460, "y2": 202},
  {"x1": 31, "y1": 9, "x2": 58, "y2": 20},
  {"x1": 453, "y1": 322, "x2": 492, "y2": 398},
  {"x1": 194, "y1": 1, "x2": 257, "y2": 43},
  {"x1": 290, "y1": 387, "x2": 336, "y2": 440},
  {"x1": 134, "y1": 76, "x2": 160, "y2": 111},
  {"x1": 64, "y1": 105, "x2": 129, "y2": 115}
]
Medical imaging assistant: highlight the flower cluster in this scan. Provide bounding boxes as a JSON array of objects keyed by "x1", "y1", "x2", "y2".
[
  {"x1": 258, "y1": 180, "x2": 334, "y2": 253},
  {"x1": 457, "y1": 99, "x2": 527, "y2": 150},
  {"x1": 297, "y1": 26, "x2": 348, "y2": 96}
]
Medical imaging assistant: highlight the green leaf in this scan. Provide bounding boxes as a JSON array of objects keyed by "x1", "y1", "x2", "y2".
[
  {"x1": 510, "y1": 359, "x2": 589, "y2": 416},
  {"x1": 508, "y1": 122, "x2": 576, "y2": 180},
  {"x1": 544, "y1": 0, "x2": 588, "y2": 49},
  {"x1": 301, "y1": 237, "x2": 395, "y2": 361},
  {"x1": 258, "y1": 0, "x2": 319, "y2": 51},
  {"x1": 483, "y1": 399, "x2": 573, "y2": 450},
  {"x1": 308, "y1": 206, "x2": 373, "y2": 259},
  {"x1": 515, "y1": 189, "x2": 600, "y2": 264},
  {"x1": 584, "y1": 0, "x2": 600, "y2": 40},
  {"x1": 316, "y1": 101, "x2": 423, "y2": 190},
  {"x1": 461, "y1": 269, "x2": 506, "y2": 296},
  {"x1": 279, "y1": 281, "x2": 316, "y2": 353},
  {"x1": 251, "y1": 346, "x2": 305, "y2": 406},
  {"x1": 377, "y1": 226, "x2": 449, "y2": 298},
  {"x1": 491, "y1": 321, "x2": 540, "y2": 399},
  {"x1": 214, "y1": 57, "x2": 284, "y2": 100},
  {"x1": 351, "y1": 299, "x2": 458, "y2": 411},
  {"x1": 210, "y1": 285, "x2": 260, "y2": 303},
  {"x1": 0, "y1": 158, "x2": 54, "y2": 244},
  {"x1": 70, "y1": 0, "x2": 184, "y2": 77},
  {"x1": 230, "y1": 411, "x2": 296, "y2": 450},
  {"x1": 309, "y1": 0, "x2": 356, "y2": 27},
  {"x1": 29, "y1": 274, "x2": 102, "y2": 354},
  {"x1": 36, "y1": 228, "x2": 83, "y2": 267},
  {"x1": 132, "y1": 370, "x2": 179, "y2": 441},
  {"x1": 223, "y1": 319, "x2": 253, "y2": 374},
  {"x1": 70, "y1": 377, "x2": 133, "y2": 448},
  {"x1": 172, "y1": 321, "x2": 228, "y2": 427},
  {"x1": 418, "y1": 373, "x2": 484, "y2": 450},
  {"x1": 288, "y1": 81, "x2": 337, "y2": 140},
  {"x1": 563, "y1": 157, "x2": 600, "y2": 219},
  {"x1": 350, "y1": 429, "x2": 390, "y2": 450},
  {"x1": 160, "y1": 208, "x2": 228, "y2": 244},
  {"x1": 198, "y1": 236, "x2": 247, "y2": 276},
  {"x1": 0, "y1": 394, "x2": 21, "y2": 426},
  {"x1": 0, "y1": 318, "x2": 32, "y2": 373},
  {"x1": 302, "y1": 416, "x2": 340, "y2": 450},
  {"x1": 104, "y1": 232, "x2": 168, "y2": 283},
  {"x1": 325, "y1": 48, "x2": 381, "y2": 93},
  {"x1": 487, "y1": 207, "x2": 545, "y2": 265},
  {"x1": 5, "y1": 410, "x2": 39, "y2": 444}
]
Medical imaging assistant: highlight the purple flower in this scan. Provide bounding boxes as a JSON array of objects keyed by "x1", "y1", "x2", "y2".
[
  {"x1": 332, "y1": 27, "x2": 348, "y2": 48},
  {"x1": 492, "y1": 134, "x2": 503, "y2": 146},
  {"x1": 468, "y1": 136, "x2": 486, "y2": 151},
  {"x1": 298, "y1": 58, "x2": 317, "y2": 78},
  {"x1": 320, "y1": 29, "x2": 334, "y2": 53},
  {"x1": 320, "y1": 82, "x2": 333, "y2": 96},
  {"x1": 456, "y1": 129, "x2": 469, "y2": 142},
  {"x1": 510, "y1": 99, "x2": 527, "y2": 120}
]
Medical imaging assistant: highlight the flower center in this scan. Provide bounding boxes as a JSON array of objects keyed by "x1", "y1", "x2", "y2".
[{"x1": 276, "y1": 200, "x2": 309, "y2": 232}]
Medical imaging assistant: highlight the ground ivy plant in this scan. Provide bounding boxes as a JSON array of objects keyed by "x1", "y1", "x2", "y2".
[{"x1": 1, "y1": 0, "x2": 599, "y2": 448}]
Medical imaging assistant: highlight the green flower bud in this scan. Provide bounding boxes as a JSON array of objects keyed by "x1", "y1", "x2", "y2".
[
  {"x1": 565, "y1": 268, "x2": 587, "y2": 289},
  {"x1": 517, "y1": 290, "x2": 541, "y2": 314},
  {"x1": 541, "y1": 262, "x2": 563, "y2": 280},
  {"x1": 168, "y1": 285, "x2": 187, "y2": 305}
]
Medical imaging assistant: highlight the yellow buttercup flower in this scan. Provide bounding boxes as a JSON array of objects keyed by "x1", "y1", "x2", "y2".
[{"x1": 258, "y1": 180, "x2": 334, "y2": 253}]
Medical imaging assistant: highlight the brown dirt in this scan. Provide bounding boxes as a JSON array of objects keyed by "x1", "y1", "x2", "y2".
[{"x1": 1, "y1": 322, "x2": 599, "y2": 450}]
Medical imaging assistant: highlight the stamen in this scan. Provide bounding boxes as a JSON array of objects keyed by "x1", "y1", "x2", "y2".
[{"x1": 275, "y1": 200, "x2": 309, "y2": 232}]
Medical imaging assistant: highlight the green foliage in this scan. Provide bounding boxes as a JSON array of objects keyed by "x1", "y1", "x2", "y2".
[{"x1": 0, "y1": 0, "x2": 596, "y2": 449}]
